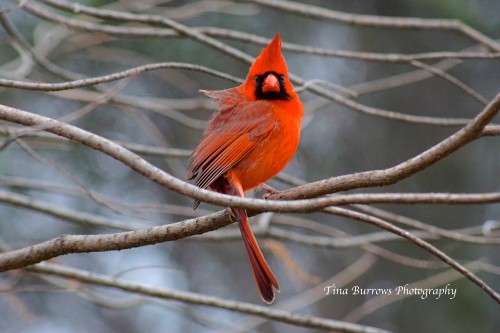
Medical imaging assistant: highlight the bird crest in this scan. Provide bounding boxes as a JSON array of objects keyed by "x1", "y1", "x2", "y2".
[{"x1": 241, "y1": 33, "x2": 293, "y2": 100}]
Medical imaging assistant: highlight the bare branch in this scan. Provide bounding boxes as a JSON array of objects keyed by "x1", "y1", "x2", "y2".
[
  {"x1": 247, "y1": 0, "x2": 500, "y2": 51},
  {"x1": 268, "y1": 216, "x2": 446, "y2": 269},
  {"x1": 19, "y1": 5, "x2": 500, "y2": 63},
  {"x1": 352, "y1": 204, "x2": 500, "y2": 244},
  {"x1": 322, "y1": 206, "x2": 500, "y2": 303},
  {"x1": 27, "y1": 262, "x2": 392, "y2": 333},
  {"x1": 0, "y1": 209, "x2": 230, "y2": 272},
  {"x1": 0, "y1": 62, "x2": 242, "y2": 91},
  {"x1": 265, "y1": 225, "x2": 500, "y2": 247},
  {"x1": 1, "y1": 192, "x2": 498, "y2": 303},
  {"x1": 1, "y1": 0, "x2": 498, "y2": 328},
  {"x1": 0, "y1": 93, "x2": 498, "y2": 216},
  {"x1": 0, "y1": 189, "x2": 141, "y2": 230},
  {"x1": 275, "y1": 92, "x2": 500, "y2": 200},
  {"x1": 409, "y1": 60, "x2": 489, "y2": 105},
  {"x1": 27, "y1": 0, "x2": 495, "y2": 127},
  {"x1": 0, "y1": 127, "x2": 192, "y2": 157}
]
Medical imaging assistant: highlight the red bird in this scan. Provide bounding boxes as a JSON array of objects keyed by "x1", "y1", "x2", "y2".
[{"x1": 187, "y1": 33, "x2": 303, "y2": 303}]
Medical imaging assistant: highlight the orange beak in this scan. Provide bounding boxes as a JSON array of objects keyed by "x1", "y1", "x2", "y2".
[{"x1": 261, "y1": 73, "x2": 280, "y2": 93}]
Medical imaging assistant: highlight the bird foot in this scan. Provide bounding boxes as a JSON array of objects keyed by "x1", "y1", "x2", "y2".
[
  {"x1": 260, "y1": 183, "x2": 280, "y2": 199},
  {"x1": 227, "y1": 208, "x2": 237, "y2": 222}
]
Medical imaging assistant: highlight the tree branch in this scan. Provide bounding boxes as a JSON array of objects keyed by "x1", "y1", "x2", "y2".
[
  {"x1": 0, "y1": 62, "x2": 242, "y2": 91},
  {"x1": 26, "y1": 0, "x2": 496, "y2": 127},
  {"x1": 1, "y1": 0, "x2": 498, "y2": 329},
  {"x1": 1, "y1": 93, "x2": 498, "y2": 213},
  {"x1": 18, "y1": 5, "x2": 500, "y2": 63},
  {"x1": 27, "y1": 262, "x2": 392, "y2": 333},
  {"x1": 247, "y1": 0, "x2": 500, "y2": 52},
  {"x1": 274, "y1": 92, "x2": 500, "y2": 200}
]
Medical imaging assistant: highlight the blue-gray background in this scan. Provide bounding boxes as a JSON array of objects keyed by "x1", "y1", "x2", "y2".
[{"x1": 0, "y1": 0, "x2": 499, "y2": 332}]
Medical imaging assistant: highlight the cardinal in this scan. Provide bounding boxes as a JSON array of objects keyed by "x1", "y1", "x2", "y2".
[{"x1": 187, "y1": 33, "x2": 303, "y2": 303}]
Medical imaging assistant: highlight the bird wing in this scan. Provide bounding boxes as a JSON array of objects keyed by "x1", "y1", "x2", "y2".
[{"x1": 187, "y1": 97, "x2": 275, "y2": 192}]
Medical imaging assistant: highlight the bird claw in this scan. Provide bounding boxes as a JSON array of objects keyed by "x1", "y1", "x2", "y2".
[
  {"x1": 260, "y1": 183, "x2": 279, "y2": 199},
  {"x1": 227, "y1": 208, "x2": 237, "y2": 222}
]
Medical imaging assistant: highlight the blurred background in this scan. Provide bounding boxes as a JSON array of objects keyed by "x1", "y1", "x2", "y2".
[{"x1": 0, "y1": 0, "x2": 499, "y2": 332}]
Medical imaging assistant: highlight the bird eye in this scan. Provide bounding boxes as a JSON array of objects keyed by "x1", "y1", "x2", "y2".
[
  {"x1": 255, "y1": 76, "x2": 262, "y2": 84},
  {"x1": 278, "y1": 74, "x2": 285, "y2": 82}
]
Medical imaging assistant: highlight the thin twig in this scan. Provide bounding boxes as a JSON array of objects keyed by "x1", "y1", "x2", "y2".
[
  {"x1": 0, "y1": 62, "x2": 242, "y2": 91},
  {"x1": 0, "y1": 190, "x2": 144, "y2": 230},
  {"x1": 0, "y1": 127, "x2": 192, "y2": 157},
  {"x1": 351, "y1": 204, "x2": 500, "y2": 244},
  {"x1": 410, "y1": 60, "x2": 489, "y2": 105}
]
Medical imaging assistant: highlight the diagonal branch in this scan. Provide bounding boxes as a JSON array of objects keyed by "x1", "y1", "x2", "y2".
[
  {"x1": 0, "y1": 92, "x2": 499, "y2": 220},
  {"x1": 274, "y1": 92, "x2": 500, "y2": 200},
  {"x1": 0, "y1": 210, "x2": 232, "y2": 272},
  {"x1": 322, "y1": 206, "x2": 500, "y2": 303}
]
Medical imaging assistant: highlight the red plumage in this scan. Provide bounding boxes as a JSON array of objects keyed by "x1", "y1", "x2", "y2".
[{"x1": 188, "y1": 33, "x2": 303, "y2": 303}]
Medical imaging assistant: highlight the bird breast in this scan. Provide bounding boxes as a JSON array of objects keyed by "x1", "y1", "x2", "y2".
[{"x1": 230, "y1": 101, "x2": 301, "y2": 191}]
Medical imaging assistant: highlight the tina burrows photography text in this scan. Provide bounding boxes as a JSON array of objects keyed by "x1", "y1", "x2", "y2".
[{"x1": 324, "y1": 283, "x2": 457, "y2": 300}]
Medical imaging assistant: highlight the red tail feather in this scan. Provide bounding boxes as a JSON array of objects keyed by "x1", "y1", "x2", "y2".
[{"x1": 234, "y1": 208, "x2": 279, "y2": 303}]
